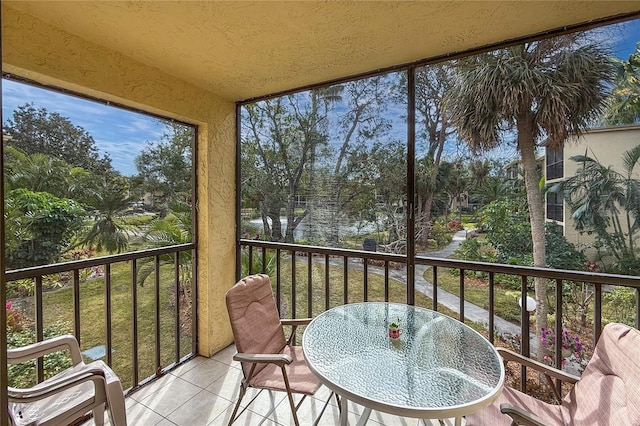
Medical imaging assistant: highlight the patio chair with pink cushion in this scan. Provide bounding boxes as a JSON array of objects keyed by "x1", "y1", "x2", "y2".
[
  {"x1": 225, "y1": 274, "x2": 335, "y2": 426},
  {"x1": 466, "y1": 322, "x2": 640, "y2": 425},
  {"x1": 7, "y1": 334, "x2": 127, "y2": 426}
]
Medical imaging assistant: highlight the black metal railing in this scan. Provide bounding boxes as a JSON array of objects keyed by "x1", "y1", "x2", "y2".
[
  {"x1": 5, "y1": 243, "x2": 197, "y2": 393},
  {"x1": 240, "y1": 238, "x2": 640, "y2": 395}
]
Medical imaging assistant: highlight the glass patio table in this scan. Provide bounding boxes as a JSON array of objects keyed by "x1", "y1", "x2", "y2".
[{"x1": 302, "y1": 302, "x2": 505, "y2": 426}]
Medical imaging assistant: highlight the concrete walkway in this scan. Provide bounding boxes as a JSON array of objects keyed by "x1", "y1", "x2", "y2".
[
  {"x1": 414, "y1": 230, "x2": 523, "y2": 337},
  {"x1": 326, "y1": 230, "x2": 527, "y2": 340}
]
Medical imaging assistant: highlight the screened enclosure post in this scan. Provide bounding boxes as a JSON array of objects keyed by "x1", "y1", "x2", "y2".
[
  {"x1": 131, "y1": 259, "x2": 139, "y2": 387},
  {"x1": 343, "y1": 256, "x2": 349, "y2": 305},
  {"x1": 384, "y1": 262, "x2": 390, "y2": 302},
  {"x1": 73, "y1": 269, "x2": 81, "y2": 344},
  {"x1": 191, "y1": 247, "x2": 197, "y2": 355},
  {"x1": 105, "y1": 264, "x2": 113, "y2": 366},
  {"x1": 307, "y1": 254, "x2": 312, "y2": 317},
  {"x1": 432, "y1": 266, "x2": 438, "y2": 311},
  {"x1": 363, "y1": 260, "x2": 369, "y2": 302},
  {"x1": 235, "y1": 103, "x2": 242, "y2": 281},
  {"x1": 520, "y1": 275, "x2": 530, "y2": 393},
  {"x1": 406, "y1": 66, "x2": 416, "y2": 306},
  {"x1": 291, "y1": 250, "x2": 296, "y2": 319},
  {"x1": 636, "y1": 288, "x2": 640, "y2": 330},
  {"x1": 594, "y1": 283, "x2": 602, "y2": 343},
  {"x1": 488, "y1": 272, "x2": 495, "y2": 344},
  {"x1": 459, "y1": 269, "x2": 465, "y2": 322},
  {"x1": 174, "y1": 253, "x2": 181, "y2": 365},
  {"x1": 555, "y1": 278, "x2": 563, "y2": 397},
  {"x1": 324, "y1": 254, "x2": 330, "y2": 311},
  {"x1": 35, "y1": 276, "x2": 44, "y2": 383},
  {"x1": 276, "y1": 249, "x2": 282, "y2": 314},
  {"x1": 154, "y1": 255, "x2": 161, "y2": 375}
]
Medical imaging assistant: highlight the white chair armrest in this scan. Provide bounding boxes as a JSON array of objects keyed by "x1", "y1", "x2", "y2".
[
  {"x1": 7, "y1": 334, "x2": 83, "y2": 366},
  {"x1": 8, "y1": 367, "x2": 106, "y2": 403}
]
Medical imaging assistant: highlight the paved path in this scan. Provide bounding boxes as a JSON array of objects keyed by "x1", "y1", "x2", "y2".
[
  {"x1": 323, "y1": 230, "x2": 531, "y2": 344},
  {"x1": 414, "y1": 230, "x2": 523, "y2": 337}
]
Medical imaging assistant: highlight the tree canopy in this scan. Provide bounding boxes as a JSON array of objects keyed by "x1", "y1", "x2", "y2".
[
  {"x1": 605, "y1": 42, "x2": 640, "y2": 125},
  {"x1": 4, "y1": 103, "x2": 113, "y2": 175},
  {"x1": 134, "y1": 123, "x2": 193, "y2": 207}
]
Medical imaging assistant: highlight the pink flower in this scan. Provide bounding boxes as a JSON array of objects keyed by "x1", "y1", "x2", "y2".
[{"x1": 5, "y1": 301, "x2": 12, "y2": 310}]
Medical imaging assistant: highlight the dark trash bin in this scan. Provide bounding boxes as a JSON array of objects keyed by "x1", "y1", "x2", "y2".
[{"x1": 363, "y1": 238, "x2": 377, "y2": 252}]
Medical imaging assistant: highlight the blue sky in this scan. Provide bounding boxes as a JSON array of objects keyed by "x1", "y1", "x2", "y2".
[
  {"x1": 3, "y1": 18, "x2": 640, "y2": 176},
  {"x1": 2, "y1": 81, "x2": 166, "y2": 176}
]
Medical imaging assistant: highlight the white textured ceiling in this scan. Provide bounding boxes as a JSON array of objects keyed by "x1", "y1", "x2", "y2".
[{"x1": 4, "y1": 1, "x2": 640, "y2": 101}]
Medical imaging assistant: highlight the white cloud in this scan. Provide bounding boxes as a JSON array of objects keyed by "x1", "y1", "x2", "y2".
[{"x1": 3, "y1": 79, "x2": 168, "y2": 176}]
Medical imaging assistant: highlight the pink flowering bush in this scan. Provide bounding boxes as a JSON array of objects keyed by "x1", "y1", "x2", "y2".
[
  {"x1": 6, "y1": 300, "x2": 33, "y2": 332},
  {"x1": 540, "y1": 327, "x2": 584, "y2": 367}
]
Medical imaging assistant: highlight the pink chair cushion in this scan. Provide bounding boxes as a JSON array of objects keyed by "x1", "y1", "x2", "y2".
[
  {"x1": 467, "y1": 323, "x2": 640, "y2": 425},
  {"x1": 226, "y1": 274, "x2": 287, "y2": 378},
  {"x1": 565, "y1": 323, "x2": 640, "y2": 425},
  {"x1": 249, "y1": 345, "x2": 321, "y2": 395},
  {"x1": 465, "y1": 386, "x2": 566, "y2": 425}
]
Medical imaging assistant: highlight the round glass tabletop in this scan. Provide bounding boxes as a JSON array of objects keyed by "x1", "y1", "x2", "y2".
[{"x1": 302, "y1": 302, "x2": 505, "y2": 419}]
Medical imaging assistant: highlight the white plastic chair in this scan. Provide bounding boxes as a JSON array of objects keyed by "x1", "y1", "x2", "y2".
[{"x1": 7, "y1": 334, "x2": 127, "y2": 426}]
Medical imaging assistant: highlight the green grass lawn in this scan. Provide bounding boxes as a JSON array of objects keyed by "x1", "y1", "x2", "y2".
[
  {"x1": 277, "y1": 259, "x2": 487, "y2": 337},
  {"x1": 19, "y1": 260, "x2": 192, "y2": 389},
  {"x1": 12, "y1": 253, "x2": 493, "y2": 389},
  {"x1": 424, "y1": 268, "x2": 526, "y2": 325}
]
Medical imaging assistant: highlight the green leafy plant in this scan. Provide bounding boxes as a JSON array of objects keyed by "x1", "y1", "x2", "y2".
[
  {"x1": 5, "y1": 188, "x2": 86, "y2": 269},
  {"x1": 7, "y1": 320, "x2": 73, "y2": 388},
  {"x1": 388, "y1": 318, "x2": 401, "y2": 329}
]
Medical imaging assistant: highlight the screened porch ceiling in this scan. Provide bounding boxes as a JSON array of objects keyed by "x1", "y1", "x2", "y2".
[{"x1": 5, "y1": 1, "x2": 639, "y2": 102}]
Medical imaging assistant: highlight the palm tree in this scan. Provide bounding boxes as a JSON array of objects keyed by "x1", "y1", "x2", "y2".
[
  {"x1": 80, "y1": 188, "x2": 132, "y2": 254},
  {"x1": 138, "y1": 202, "x2": 193, "y2": 287},
  {"x1": 137, "y1": 202, "x2": 193, "y2": 308},
  {"x1": 605, "y1": 42, "x2": 640, "y2": 125},
  {"x1": 550, "y1": 145, "x2": 640, "y2": 275},
  {"x1": 4, "y1": 147, "x2": 93, "y2": 202},
  {"x1": 448, "y1": 35, "x2": 612, "y2": 357}
]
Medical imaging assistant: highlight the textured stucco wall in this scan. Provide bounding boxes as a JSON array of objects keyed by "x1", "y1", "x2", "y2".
[
  {"x1": 2, "y1": 6, "x2": 236, "y2": 356},
  {"x1": 5, "y1": 1, "x2": 639, "y2": 101}
]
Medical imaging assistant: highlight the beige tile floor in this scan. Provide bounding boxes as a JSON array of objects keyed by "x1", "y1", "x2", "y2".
[{"x1": 85, "y1": 344, "x2": 464, "y2": 426}]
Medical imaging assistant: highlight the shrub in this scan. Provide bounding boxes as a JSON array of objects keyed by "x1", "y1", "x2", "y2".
[
  {"x1": 545, "y1": 222, "x2": 586, "y2": 270},
  {"x1": 447, "y1": 220, "x2": 464, "y2": 231},
  {"x1": 454, "y1": 238, "x2": 497, "y2": 263},
  {"x1": 7, "y1": 320, "x2": 73, "y2": 388},
  {"x1": 429, "y1": 221, "x2": 453, "y2": 248}
]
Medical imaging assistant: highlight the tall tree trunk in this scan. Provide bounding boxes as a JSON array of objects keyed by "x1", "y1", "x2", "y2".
[
  {"x1": 420, "y1": 195, "x2": 434, "y2": 245},
  {"x1": 517, "y1": 115, "x2": 548, "y2": 362}
]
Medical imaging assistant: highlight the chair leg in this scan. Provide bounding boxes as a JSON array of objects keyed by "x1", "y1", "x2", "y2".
[
  {"x1": 104, "y1": 374, "x2": 127, "y2": 426},
  {"x1": 280, "y1": 366, "x2": 300, "y2": 426},
  {"x1": 286, "y1": 390, "x2": 300, "y2": 426},
  {"x1": 92, "y1": 404, "x2": 105, "y2": 426},
  {"x1": 228, "y1": 384, "x2": 247, "y2": 426}
]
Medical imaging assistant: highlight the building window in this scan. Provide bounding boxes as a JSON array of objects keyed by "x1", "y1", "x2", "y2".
[
  {"x1": 547, "y1": 191, "x2": 564, "y2": 222},
  {"x1": 546, "y1": 147, "x2": 564, "y2": 180}
]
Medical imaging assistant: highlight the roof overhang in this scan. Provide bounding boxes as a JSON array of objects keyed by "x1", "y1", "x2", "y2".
[{"x1": 3, "y1": 1, "x2": 640, "y2": 102}]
